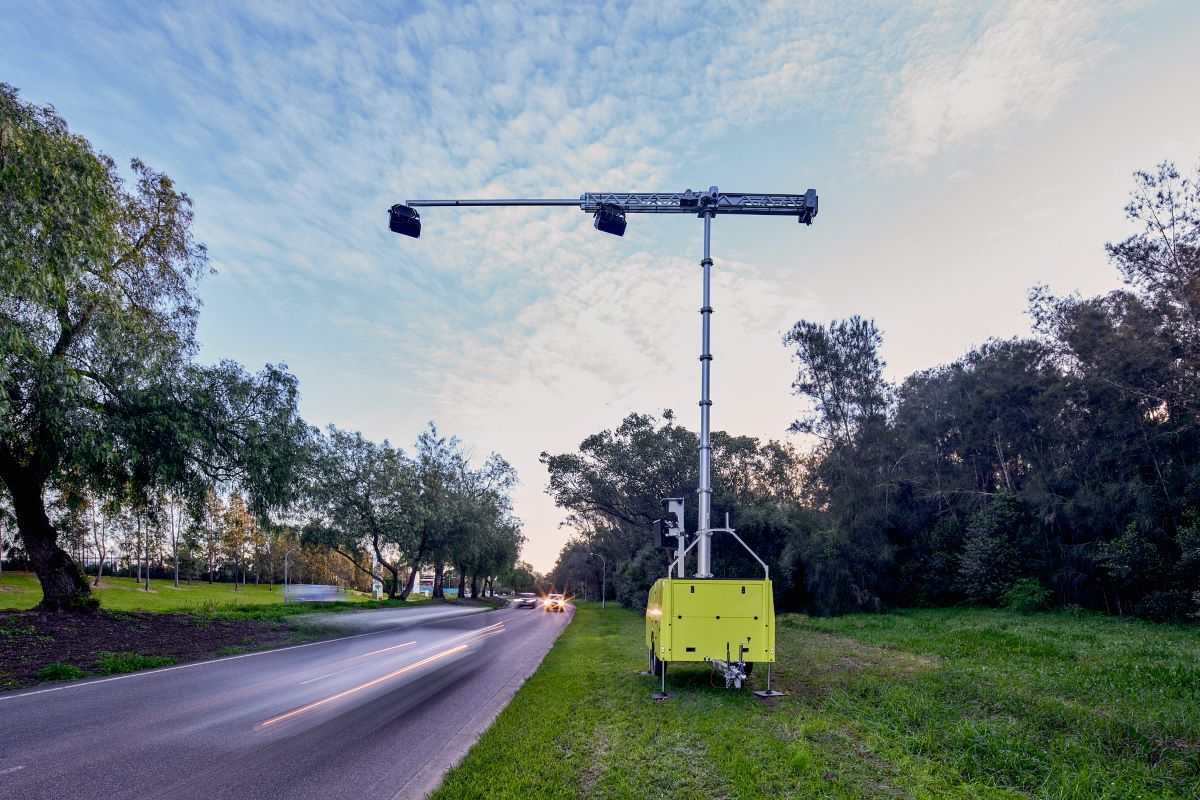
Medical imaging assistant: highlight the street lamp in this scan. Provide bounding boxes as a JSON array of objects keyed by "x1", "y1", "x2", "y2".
[
  {"x1": 588, "y1": 552, "x2": 607, "y2": 609},
  {"x1": 389, "y1": 186, "x2": 818, "y2": 579},
  {"x1": 283, "y1": 547, "x2": 299, "y2": 604}
]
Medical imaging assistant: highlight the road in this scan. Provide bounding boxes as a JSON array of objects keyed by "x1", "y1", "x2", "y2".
[{"x1": 0, "y1": 604, "x2": 572, "y2": 799}]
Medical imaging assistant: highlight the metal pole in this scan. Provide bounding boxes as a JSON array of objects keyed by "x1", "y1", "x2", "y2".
[
  {"x1": 283, "y1": 547, "x2": 298, "y2": 604},
  {"x1": 696, "y1": 211, "x2": 714, "y2": 578}
]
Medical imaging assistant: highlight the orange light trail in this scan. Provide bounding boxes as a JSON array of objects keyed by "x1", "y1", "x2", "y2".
[{"x1": 256, "y1": 644, "x2": 468, "y2": 729}]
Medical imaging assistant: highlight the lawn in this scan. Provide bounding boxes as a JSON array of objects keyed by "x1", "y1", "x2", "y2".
[
  {"x1": 433, "y1": 604, "x2": 1200, "y2": 800},
  {"x1": 0, "y1": 571, "x2": 371, "y2": 612}
]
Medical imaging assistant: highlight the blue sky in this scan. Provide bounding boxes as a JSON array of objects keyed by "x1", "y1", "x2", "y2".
[{"x1": 5, "y1": 1, "x2": 1199, "y2": 570}]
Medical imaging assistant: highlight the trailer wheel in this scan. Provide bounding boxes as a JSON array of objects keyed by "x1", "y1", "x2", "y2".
[
  {"x1": 743, "y1": 661, "x2": 754, "y2": 676},
  {"x1": 649, "y1": 641, "x2": 665, "y2": 677}
]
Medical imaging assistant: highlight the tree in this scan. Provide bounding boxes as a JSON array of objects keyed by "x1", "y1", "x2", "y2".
[
  {"x1": 163, "y1": 494, "x2": 186, "y2": 588},
  {"x1": 0, "y1": 86, "x2": 204, "y2": 608},
  {"x1": 1, "y1": 86, "x2": 311, "y2": 610},
  {"x1": 306, "y1": 427, "x2": 418, "y2": 599},
  {"x1": 783, "y1": 316, "x2": 889, "y2": 446},
  {"x1": 200, "y1": 489, "x2": 223, "y2": 583}
]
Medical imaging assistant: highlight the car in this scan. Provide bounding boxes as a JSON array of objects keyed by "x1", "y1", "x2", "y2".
[
  {"x1": 544, "y1": 593, "x2": 566, "y2": 612},
  {"x1": 511, "y1": 592, "x2": 538, "y2": 609}
]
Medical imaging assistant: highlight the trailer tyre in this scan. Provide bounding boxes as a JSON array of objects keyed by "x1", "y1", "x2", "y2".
[{"x1": 649, "y1": 642, "x2": 665, "y2": 677}]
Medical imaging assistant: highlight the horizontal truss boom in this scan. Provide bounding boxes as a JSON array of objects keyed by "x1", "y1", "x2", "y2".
[{"x1": 406, "y1": 189, "x2": 817, "y2": 220}]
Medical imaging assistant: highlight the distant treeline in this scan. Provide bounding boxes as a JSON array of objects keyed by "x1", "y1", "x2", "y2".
[{"x1": 549, "y1": 162, "x2": 1200, "y2": 623}]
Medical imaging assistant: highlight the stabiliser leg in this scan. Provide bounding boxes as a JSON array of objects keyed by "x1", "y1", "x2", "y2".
[
  {"x1": 753, "y1": 661, "x2": 785, "y2": 699},
  {"x1": 652, "y1": 660, "x2": 673, "y2": 701}
]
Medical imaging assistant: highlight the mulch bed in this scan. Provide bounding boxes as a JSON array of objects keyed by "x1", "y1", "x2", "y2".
[{"x1": 0, "y1": 609, "x2": 290, "y2": 690}]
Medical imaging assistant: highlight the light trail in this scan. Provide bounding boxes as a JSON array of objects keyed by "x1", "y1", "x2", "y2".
[
  {"x1": 350, "y1": 640, "x2": 417, "y2": 661},
  {"x1": 418, "y1": 621, "x2": 505, "y2": 654},
  {"x1": 297, "y1": 640, "x2": 418, "y2": 685},
  {"x1": 257, "y1": 644, "x2": 469, "y2": 730}
]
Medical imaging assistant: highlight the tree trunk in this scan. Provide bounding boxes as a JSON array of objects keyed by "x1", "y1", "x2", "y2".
[
  {"x1": 400, "y1": 562, "x2": 420, "y2": 601},
  {"x1": 457, "y1": 565, "x2": 467, "y2": 598},
  {"x1": 173, "y1": 538, "x2": 180, "y2": 588},
  {"x1": 384, "y1": 561, "x2": 399, "y2": 599},
  {"x1": 1, "y1": 466, "x2": 91, "y2": 611},
  {"x1": 432, "y1": 562, "x2": 445, "y2": 598},
  {"x1": 470, "y1": 573, "x2": 480, "y2": 600}
]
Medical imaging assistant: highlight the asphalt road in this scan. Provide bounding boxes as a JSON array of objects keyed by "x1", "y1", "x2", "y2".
[{"x1": 0, "y1": 604, "x2": 572, "y2": 799}]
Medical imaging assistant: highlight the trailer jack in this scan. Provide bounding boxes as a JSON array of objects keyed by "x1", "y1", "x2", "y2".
[{"x1": 707, "y1": 643, "x2": 750, "y2": 689}]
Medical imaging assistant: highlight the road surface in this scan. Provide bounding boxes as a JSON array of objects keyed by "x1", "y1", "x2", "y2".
[{"x1": 0, "y1": 604, "x2": 572, "y2": 799}]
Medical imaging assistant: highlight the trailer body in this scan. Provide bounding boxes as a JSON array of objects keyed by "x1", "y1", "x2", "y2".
[{"x1": 645, "y1": 578, "x2": 775, "y2": 665}]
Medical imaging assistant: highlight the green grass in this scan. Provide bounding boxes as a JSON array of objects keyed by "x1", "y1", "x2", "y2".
[
  {"x1": 433, "y1": 604, "x2": 1200, "y2": 800},
  {"x1": 93, "y1": 651, "x2": 178, "y2": 674},
  {"x1": 36, "y1": 662, "x2": 86, "y2": 681},
  {"x1": 0, "y1": 571, "x2": 382, "y2": 613}
]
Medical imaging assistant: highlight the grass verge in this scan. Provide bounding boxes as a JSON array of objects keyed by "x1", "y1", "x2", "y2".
[
  {"x1": 0, "y1": 571, "x2": 376, "y2": 612},
  {"x1": 432, "y1": 604, "x2": 1200, "y2": 799}
]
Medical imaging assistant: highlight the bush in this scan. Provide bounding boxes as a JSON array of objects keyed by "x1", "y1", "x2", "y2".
[
  {"x1": 1133, "y1": 590, "x2": 1196, "y2": 623},
  {"x1": 37, "y1": 662, "x2": 85, "y2": 681},
  {"x1": 1001, "y1": 578, "x2": 1051, "y2": 613},
  {"x1": 93, "y1": 652, "x2": 177, "y2": 675}
]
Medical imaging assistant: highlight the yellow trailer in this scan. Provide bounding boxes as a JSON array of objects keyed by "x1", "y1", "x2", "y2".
[
  {"x1": 645, "y1": 578, "x2": 775, "y2": 688},
  {"x1": 643, "y1": 505, "x2": 784, "y2": 698}
]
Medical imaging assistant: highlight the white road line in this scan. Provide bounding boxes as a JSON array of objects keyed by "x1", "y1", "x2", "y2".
[
  {"x1": 0, "y1": 609, "x2": 494, "y2": 703},
  {"x1": 0, "y1": 765, "x2": 26, "y2": 775}
]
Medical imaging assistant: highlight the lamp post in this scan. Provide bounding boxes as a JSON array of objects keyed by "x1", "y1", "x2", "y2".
[
  {"x1": 588, "y1": 552, "x2": 607, "y2": 609},
  {"x1": 283, "y1": 547, "x2": 299, "y2": 604},
  {"x1": 389, "y1": 187, "x2": 817, "y2": 578}
]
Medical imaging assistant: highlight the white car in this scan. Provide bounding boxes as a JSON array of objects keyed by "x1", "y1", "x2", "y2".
[{"x1": 544, "y1": 593, "x2": 566, "y2": 612}]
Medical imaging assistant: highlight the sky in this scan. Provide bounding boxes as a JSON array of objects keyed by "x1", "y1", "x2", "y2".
[{"x1": 4, "y1": 1, "x2": 1199, "y2": 570}]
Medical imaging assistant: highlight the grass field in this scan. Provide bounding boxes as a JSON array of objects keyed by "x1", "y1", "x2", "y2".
[
  {"x1": 0, "y1": 571, "x2": 372, "y2": 613},
  {"x1": 433, "y1": 604, "x2": 1200, "y2": 800}
]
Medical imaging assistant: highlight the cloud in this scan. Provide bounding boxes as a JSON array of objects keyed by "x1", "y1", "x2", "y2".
[
  {"x1": 881, "y1": 0, "x2": 1127, "y2": 168},
  {"x1": 5, "y1": 0, "x2": 1164, "y2": 569}
]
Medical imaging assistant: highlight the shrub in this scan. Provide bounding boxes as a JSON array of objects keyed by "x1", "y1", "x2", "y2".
[
  {"x1": 93, "y1": 652, "x2": 177, "y2": 675},
  {"x1": 1001, "y1": 578, "x2": 1051, "y2": 613},
  {"x1": 1133, "y1": 590, "x2": 1196, "y2": 623},
  {"x1": 37, "y1": 662, "x2": 85, "y2": 681}
]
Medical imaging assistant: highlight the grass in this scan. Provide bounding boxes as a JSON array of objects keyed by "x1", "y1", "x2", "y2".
[
  {"x1": 36, "y1": 662, "x2": 85, "y2": 681},
  {"x1": 93, "y1": 651, "x2": 178, "y2": 674},
  {"x1": 0, "y1": 571, "x2": 465, "y2": 615},
  {"x1": 432, "y1": 604, "x2": 1200, "y2": 800}
]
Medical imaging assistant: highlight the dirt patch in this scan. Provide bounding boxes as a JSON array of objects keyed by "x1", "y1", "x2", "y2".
[
  {"x1": 772, "y1": 630, "x2": 939, "y2": 700},
  {"x1": 0, "y1": 609, "x2": 289, "y2": 690}
]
